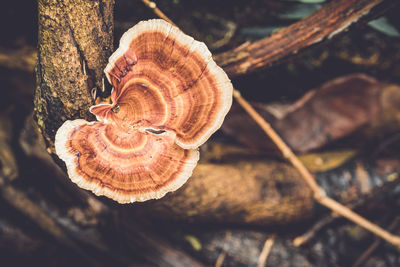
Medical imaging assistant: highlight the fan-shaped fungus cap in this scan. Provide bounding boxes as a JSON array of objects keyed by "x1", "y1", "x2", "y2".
[{"x1": 55, "y1": 19, "x2": 233, "y2": 203}]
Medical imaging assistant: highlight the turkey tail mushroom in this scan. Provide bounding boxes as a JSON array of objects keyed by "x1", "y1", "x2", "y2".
[{"x1": 55, "y1": 19, "x2": 233, "y2": 203}]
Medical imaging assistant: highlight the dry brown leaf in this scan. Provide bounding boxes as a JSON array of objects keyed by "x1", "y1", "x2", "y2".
[{"x1": 223, "y1": 74, "x2": 400, "y2": 153}]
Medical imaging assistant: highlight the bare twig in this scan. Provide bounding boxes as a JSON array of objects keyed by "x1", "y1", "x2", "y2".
[
  {"x1": 214, "y1": 230, "x2": 231, "y2": 267},
  {"x1": 352, "y1": 216, "x2": 400, "y2": 267},
  {"x1": 232, "y1": 90, "x2": 322, "y2": 194},
  {"x1": 257, "y1": 234, "x2": 276, "y2": 267},
  {"x1": 233, "y1": 89, "x2": 400, "y2": 247},
  {"x1": 293, "y1": 215, "x2": 338, "y2": 247},
  {"x1": 214, "y1": 250, "x2": 227, "y2": 267},
  {"x1": 141, "y1": 0, "x2": 176, "y2": 26}
]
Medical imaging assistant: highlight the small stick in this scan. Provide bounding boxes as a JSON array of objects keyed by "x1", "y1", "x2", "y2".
[
  {"x1": 142, "y1": 0, "x2": 400, "y2": 249},
  {"x1": 214, "y1": 250, "x2": 227, "y2": 267},
  {"x1": 214, "y1": 230, "x2": 231, "y2": 267},
  {"x1": 233, "y1": 89, "x2": 400, "y2": 248},
  {"x1": 293, "y1": 214, "x2": 337, "y2": 247},
  {"x1": 233, "y1": 90, "x2": 322, "y2": 195},
  {"x1": 352, "y1": 216, "x2": 400, "y2": 267},
  {"x1": 141, "y1": 0, "x2": 176, "y2": 26},
  {"x1": 236, "y1": 91, "x2": 400, "y2": 244},
  {"x1": 257, "y1": 234, "x2": 276, "y2": 267}
]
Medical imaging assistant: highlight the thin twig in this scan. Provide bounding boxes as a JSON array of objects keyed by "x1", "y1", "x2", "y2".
[
  {"x1": 293, "y1": 214, "x2": 338, "y2": 247},
  {"x1": 233, "y1": 89, "x2": 400, "y2": 248},
  {"x1": 141, "y1": 0, "x2": 176, "y2": 26},
  {"x1": 352, "y1": 216, "x2": 400, "y2": 267},
  {"x1": 141, "y1": 0, "x2": 400, "y2": 248},
  {"x1": 233, "y1": 90, "x2": 322, "y2": 195},
  {"x1": 214, "y1": 250, "x2": 227, "y2": 267},
  {"x1": 294, "y1": 168, "x2": 400, "y2": 247},
  {"x1": 257, "y1": 234, "x2": 276, "y2": 267},
  {"x1": 214, "y1": 230, "x2": 232, "y2": 267}
]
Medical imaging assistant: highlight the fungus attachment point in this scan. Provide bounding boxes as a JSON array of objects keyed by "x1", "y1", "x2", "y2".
[
  {"x1": 55, "y1": 19, "x2": 233, "y2": 203},
  {"x1": 111, "y1": 104, "x2": 120, "y2": 113}
]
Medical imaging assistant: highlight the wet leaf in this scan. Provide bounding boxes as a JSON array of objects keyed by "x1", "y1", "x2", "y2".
[
  {"x1": 368, "y1": 17, "x2": 400, "y2": 37},
  {"x1": 241, "y1": 26, "x2": 283, "y2": 39},
  {"x1": 299, "y1": 150, "x2": 357, "y2": 172},
  {"x1": 184, "y1": 235, "x2": 202, "y2": 251},
  {"x1": 279, "y1": 3, "x2": 322, "y2": 20}
]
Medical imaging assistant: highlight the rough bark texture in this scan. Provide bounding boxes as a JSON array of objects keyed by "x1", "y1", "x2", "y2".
[
  {"x1": 35, "y1": 0, "x2": 114, "y2": 151},
  {"x1": 214, "y1": 0, "x2": 385, "y2": 78}
]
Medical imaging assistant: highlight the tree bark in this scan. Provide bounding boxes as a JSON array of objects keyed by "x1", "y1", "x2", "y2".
[
  {"x1": 35, "y1": 0, "x2": 114, "y2": 151},
  {"x1": 136, "y1": 161, "x2": 314, "y2": 225}
]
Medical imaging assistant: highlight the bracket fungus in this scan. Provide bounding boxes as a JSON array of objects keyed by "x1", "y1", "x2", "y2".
[{"x1": 55, "y1": 19, "x2": 233, "y2": 203}]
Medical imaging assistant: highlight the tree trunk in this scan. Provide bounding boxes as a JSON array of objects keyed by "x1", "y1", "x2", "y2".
[{"x1": 35, "y1": 0, "x2": 114, "y2": 151}]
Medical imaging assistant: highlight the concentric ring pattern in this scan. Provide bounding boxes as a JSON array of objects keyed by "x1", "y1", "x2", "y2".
[{"x1": 55, "y1": 19, "x2": 233, "y2": 203}]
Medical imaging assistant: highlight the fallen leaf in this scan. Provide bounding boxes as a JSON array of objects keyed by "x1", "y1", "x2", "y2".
[{"x1": 223, "y1": 74, "x2": 400, "y2": 153}]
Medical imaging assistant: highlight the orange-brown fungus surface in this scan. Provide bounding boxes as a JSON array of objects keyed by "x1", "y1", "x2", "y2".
[{"x1": 55, "y1": 19, "x2": 232, "y2": 203}]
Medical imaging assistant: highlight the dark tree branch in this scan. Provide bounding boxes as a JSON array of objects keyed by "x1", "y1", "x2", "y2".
[{"x1": 214, "y1": 0, "x2": 386, "y2": 78}]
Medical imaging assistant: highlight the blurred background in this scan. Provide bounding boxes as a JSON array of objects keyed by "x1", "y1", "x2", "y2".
[{"x1": 1, "y1": 0, "x2": 400, "y2": 266}]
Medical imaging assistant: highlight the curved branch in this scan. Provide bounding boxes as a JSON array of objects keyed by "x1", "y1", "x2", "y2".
[{"x1": 214, "y1": 0, "x2": 386, "y2": 77}]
